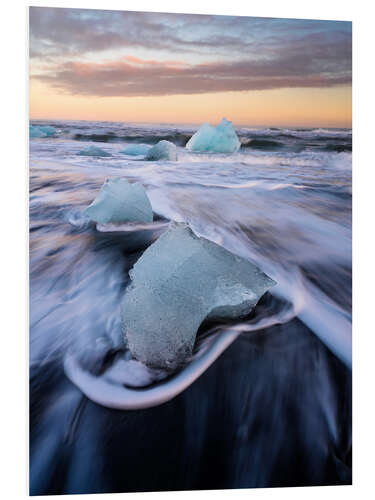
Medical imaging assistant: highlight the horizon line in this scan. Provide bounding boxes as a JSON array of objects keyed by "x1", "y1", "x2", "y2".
[{"x1": 29, "y1": 116, "x2": 352, "y2": 130}]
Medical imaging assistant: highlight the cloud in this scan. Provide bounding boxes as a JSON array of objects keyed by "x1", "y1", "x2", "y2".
[
  {"x1": 32, "y1": 42, "x2": 351, "y2": 97},
  {"x1": 29, "y1": 7, "x2": 352, "y2": 58},
  {"x1": 29, "y1": 7, "x2": 351, "y2": 96},
  {"x1": 29, "y1": 7, "x2": 248, "y2": 56}
]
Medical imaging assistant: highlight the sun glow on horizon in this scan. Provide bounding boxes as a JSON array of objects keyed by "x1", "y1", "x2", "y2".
[{"x1": 30, "y1": 82, "x2": 352, "y2": 129}]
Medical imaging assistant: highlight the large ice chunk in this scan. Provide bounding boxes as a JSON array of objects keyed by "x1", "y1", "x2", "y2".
[
  {"x1": 120, "y1": 144, "x2": 151, "y2": 156},
  {"x1": 145, "y1": 140, "x2": 177, "y2": 161},
  {"x1": 29, "y1": 125, "x2": 57, "y2": 138},
  {"x1": 121, "y1": 223, "x2": 276, "y2": 369},
  {"x1": 84, "y1": 178, "x2": 153, "y2": 224},
  {"x1": 78, "y1": 145, "x2": 112, "y2": 157},
  {"x1": 186, "y1": 118, "x2": 241, "y2": 153}
]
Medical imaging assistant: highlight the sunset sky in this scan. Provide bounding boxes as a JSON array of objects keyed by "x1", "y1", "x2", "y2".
[{"x1": 29, "y1": 7, "x2": 352, "y2": 127}]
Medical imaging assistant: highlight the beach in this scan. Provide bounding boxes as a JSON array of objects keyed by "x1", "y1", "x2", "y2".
[{"x1": 29, "y1": 120, "x2": 352, "y2": 494}]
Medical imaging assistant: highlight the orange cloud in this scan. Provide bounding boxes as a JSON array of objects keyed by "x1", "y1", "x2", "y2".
[{"x1": 123, "y1": 55, "x2": 187, "y2": 68}]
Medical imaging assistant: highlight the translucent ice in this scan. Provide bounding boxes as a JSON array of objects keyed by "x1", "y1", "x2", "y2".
[
  {"x1": 29, "y1": 124, "x2": 57, "y2": 138},
  {"x1": 30, "y1": 126, "x2": 44, "y2": 138},
  {"x1": 84, "y1": 178, "x2": 153, "y2": 224},
  {"x1": 120, "y1": 144, "x2": 151, "y2": 156},
  {"x1": 145, "y1": 140, "x2": 177, "y2": 161},
  {"x1": 186, "y1": 118, "x2": 241, "y2": 153},
  {"x1": 121, "y1": 223, "x2": 276, "y2": 369},
  {"x1": 78, "y1": 145, "x2": 112, "y2": 157}
]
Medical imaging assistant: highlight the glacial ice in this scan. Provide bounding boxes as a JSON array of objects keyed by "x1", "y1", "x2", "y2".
[
  {"x1": 145, "y1": 140, "x2": 178, "y2": 161},
  {"x1": 186, "y1": 118, "x2": 241, "y2": 153},
  {"x1": 121, "y1": 223, "x2": 276, "y2": 369},
  {"x1": 30, "y1": 126, "x2": 44, "y2": 138},
  {"x1": 84, "y1": 178, "x2": 153, "y2": 224},
  {"x1": 29, "y1": 125, "x2": 57, "y2": 138},
  {"x1": 78, "y1": 145, "x2": 112, "y2": 157},
  {"x1": 120, "y1": 144, "x2": 151, "y2": 156}
]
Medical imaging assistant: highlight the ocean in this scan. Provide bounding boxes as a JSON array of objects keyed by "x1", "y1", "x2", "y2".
[{"x1": 29, "y1": 119, "x2": 352, "y2": 494}]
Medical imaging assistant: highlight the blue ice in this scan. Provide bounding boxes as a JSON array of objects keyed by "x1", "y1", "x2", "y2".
[
  {"x1": 84, "y1": 178, "x2": 153, "y2": 224},
  {"x1": 121, "y1": 223, "x2": 276, "y2": 370},
  {"x1": 120, "y1": 144, "x2": 151, "y2": 156},
  {"x1": 29, "y1": 125, "x2": 57, "y2": 138},
  {"x1": 186, "y1": 118, "x2": 241, "y2": 153},
  {"x1": 145, "y1": 140, "x2": 178, "y2": 161},
  {"x1": 78, "y1": 145, "x2": 112, "y2": 157}
]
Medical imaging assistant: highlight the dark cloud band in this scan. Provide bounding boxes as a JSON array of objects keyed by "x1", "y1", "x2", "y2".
[{"x1": 32, "y1": 56, "x2": 351, "y2": 97}]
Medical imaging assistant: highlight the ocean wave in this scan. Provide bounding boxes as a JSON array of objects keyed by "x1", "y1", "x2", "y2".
[
  {"x1": 320, "y1": 144, "x2": 352, "y2": 153},
  {"x1": 72, "y1": 132, "x2": 191, "y2": 146},
  {"x1": 239, "y1": 127, "x2": 351, "y2": 140},
  {"x1": 64, "y1": 293, "x2": 297, "y2": 409},
  {"x1": 241, "y1": 138, "x2": 285, "y2": 150},
  {"x1": 30, "y1": 121, "x2": 352, "y2": 151}
]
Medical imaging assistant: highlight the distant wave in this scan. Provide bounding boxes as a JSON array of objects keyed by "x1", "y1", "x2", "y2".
[
  {"x1": 254, "y1": 128, "x2": 351, "y2": 139},
  {"x1": 319, "y1": 144, "x2": 352, "y2": 153},
  {"x1": 72, "y1": 132, "x2": 191, "y2": 146},
  {"x1": 240, "y1": 137, "x2": 351, "y2": 153},
  {"x1": 29, "y1": 120, "x2": 352, "y2": 156},
  {"x1": 241, "y1": 138, "x2": 285, "y2": 150}
]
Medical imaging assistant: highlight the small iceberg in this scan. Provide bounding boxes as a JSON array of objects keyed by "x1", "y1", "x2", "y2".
[
  {"x1": 120, "y1": 144, "x2": 152, "y2": 156},
  {"x1": 84, "y1": 178, "x2": 153, "y2": 224},
  {"x1": 78, "y1": 145, "x2": 112, "y2": 157},
  {"x1": 121, "y1": 222, "x2": 276, "y2": 370},
  {"x1": 145, "y1": 140, "x2": 177, "y2": 161},
  {"x1": 29, "y1": 124, "x2": 57, "y2": 138},
  {"x1": 186, "y1": 118, "x2": 241, "y2": 153}
]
